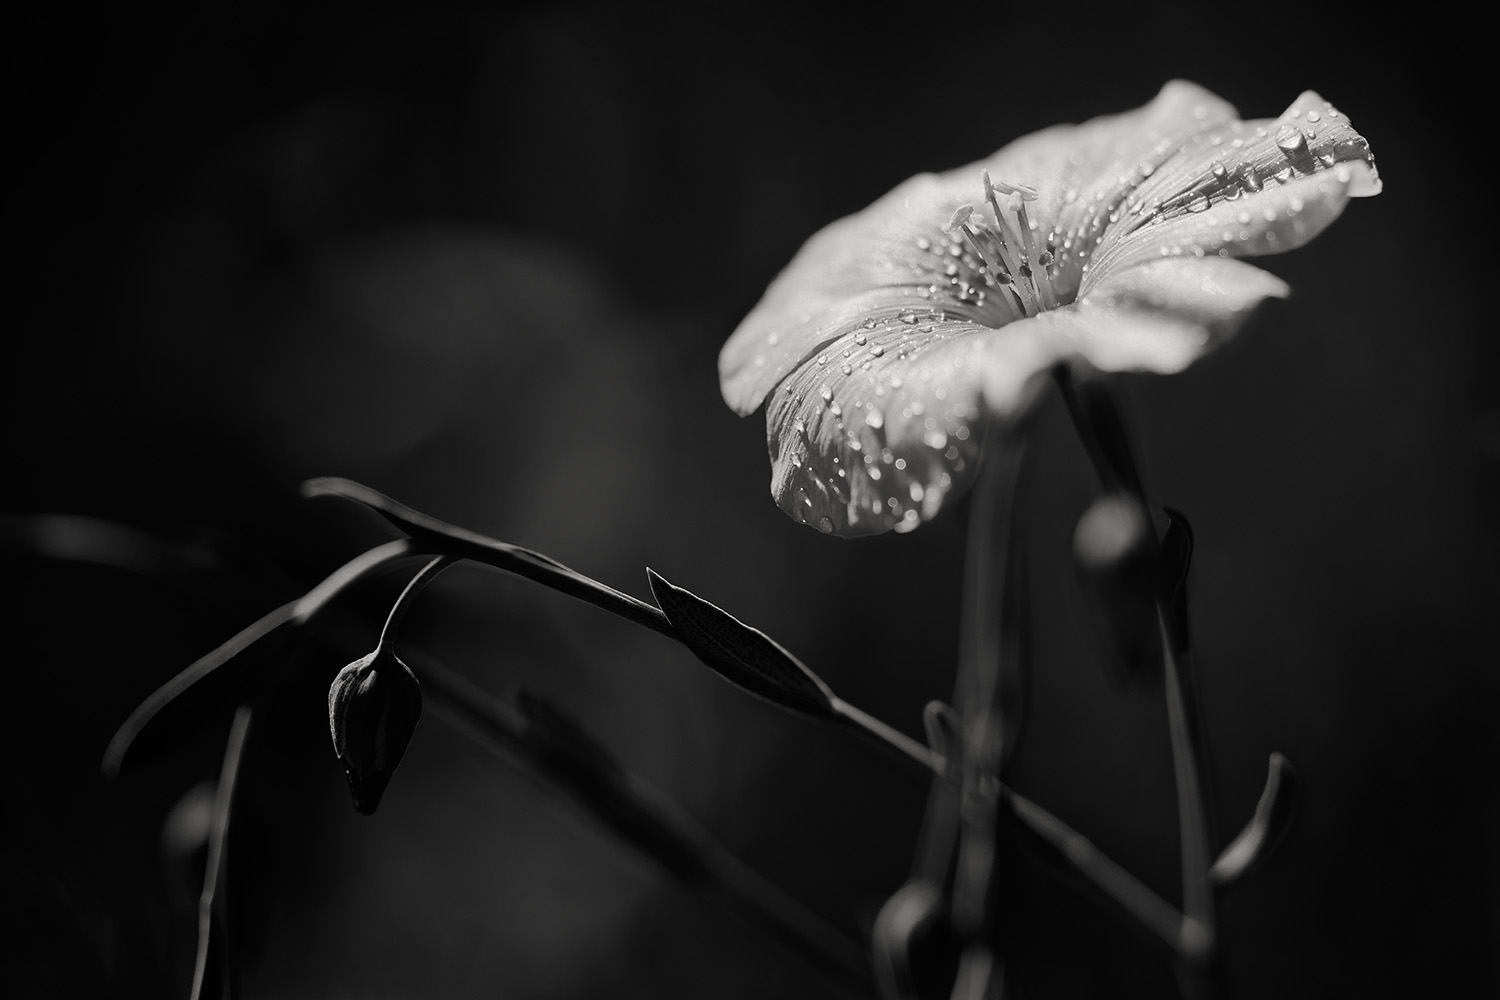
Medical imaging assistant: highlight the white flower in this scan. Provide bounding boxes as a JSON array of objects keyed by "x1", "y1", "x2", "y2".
[{"x1": 720, "y1": 82, "x2": 1379, "y2": 536}]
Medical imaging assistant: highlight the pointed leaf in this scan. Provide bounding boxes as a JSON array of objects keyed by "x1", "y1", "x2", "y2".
[
  {"x1": 646, "y1": 569, "x2": 835, "y2": 717},
  {"x1": 1210, "y1": 752, "x2": 1299, "y2": 888}
]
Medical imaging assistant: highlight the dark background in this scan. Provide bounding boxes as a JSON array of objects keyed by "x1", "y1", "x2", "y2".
[{"x1": 5, "y1": 5, "x2": 1495, "y2": 998}]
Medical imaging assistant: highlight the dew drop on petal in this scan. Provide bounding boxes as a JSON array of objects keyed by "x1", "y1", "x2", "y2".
[{"x1": 1275, "y1": 125, "x2": 1307, "y2": 156}]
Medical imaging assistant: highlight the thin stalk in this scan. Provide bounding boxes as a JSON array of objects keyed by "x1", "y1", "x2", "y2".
[
  {"x1": 190, "y1": 704, "x2": 253, "y2": 1000},
  {"x1": 419, "y1": 660, "x2": 871, "y2": 998},
  {"x1": 947, "y1": 422, "x2": 1029, "y2": 993},
  {"x1": 1054, "y1": 368, "x2": 1220, "y2": 975},
  {"x1": 830, "y1": 698, "x2": 943, "y2": 774},
  {"x1": 304, "y1": 478, "x2": 672, "y2": 639},
  {"x1": 377, "y1": 556, "x2": 454, "y2": 651},
  {"x1": 103, "y1": 540, "x2": 416, "y2": 777},
  {"x1": 1161, "y1": 611, "x2": 1214, "y2": 941}
]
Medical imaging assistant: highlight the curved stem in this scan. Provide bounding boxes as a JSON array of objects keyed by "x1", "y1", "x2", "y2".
[
  {"x1": 190, "y1": 704, "x2": 253, "y2": 1000},
  {"x1": 103, "y1": 539, "x2": 416, "y2": 777},
  {"x1": 377, "y1": 556, "x2": 454, "y2": 650},
  {"x1": 304, "y1": 478, "x2": 672, "y2": 639}
]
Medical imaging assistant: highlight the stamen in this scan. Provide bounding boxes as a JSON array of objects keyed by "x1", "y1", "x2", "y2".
[
  {"x1": 990, "y1": 177, "x2": 1039, "y2": 201},
  {"x1": 943, "y1": 205, "x2": 976, "y2": 234},
  {"x1": 980, "y1": 173, "x2": 1033, "y2": 302},
  {"x1": 1010, "y1": 194, "x2": 1058, "y2": 311},
  {"x1": 943, "y1": 199, "x2": 1028, "y2": 314},
  {"x1": 983, "y1": 172, "x2": 1055, "y2": 314}
]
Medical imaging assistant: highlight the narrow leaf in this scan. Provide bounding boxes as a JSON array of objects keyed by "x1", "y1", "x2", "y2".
[
  {"x1": 1210, "y1": 752, "x2": 1298, "y2": 888},
  {"x1": 646, "y1": 568, "x2": 835, "y2": 717}
]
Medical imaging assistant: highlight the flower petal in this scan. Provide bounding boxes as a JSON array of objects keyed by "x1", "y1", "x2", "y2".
[
  {"x1": 719, "y1": 81, "x2": 1237, "y2": 417},
  {"x1": 1084, "y1": 91, "x2": 1378, "y2": 289},
  {"x1": 984, "y1": 257, "x2": 1289, "y2": 413},
  {"x1": 978, "y1": 81, "x2": 1239, "y2": 299},
  {"x1": 764, "y1": 305, "x2": 999, "y2": 536},
  {"x1": 720, "y1": 176, "x2": 1020, "y2": 417}
]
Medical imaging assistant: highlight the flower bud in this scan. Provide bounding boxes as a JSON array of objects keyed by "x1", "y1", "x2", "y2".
[
  {"x1": 1073, "y1": 493, "x2": 1159, "y2": 686},
  {"x1": 328, "y1": 647, "x2": 422, "y2": 815}
]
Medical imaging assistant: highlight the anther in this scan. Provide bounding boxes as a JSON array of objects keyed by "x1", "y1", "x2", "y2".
[{"x1": 943, "y1": 205, "x2": 976, "y2": 234}]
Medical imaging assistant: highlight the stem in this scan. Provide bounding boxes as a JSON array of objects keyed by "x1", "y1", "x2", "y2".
[
  {"x1": 419, "y1": 660, "x2": 870, "y2": 998},
  {"x1": 1003, "y1": 792, "x2": 1186, "y2": 956},
  {"x1": 190, "y1": 704, "x2": 253, "y2": 1000},
  {"x1": 103, "y1": 540, "x2": 416, "y2": 777},
  {"x1": 830, "y1": 698, "x2": 943, "y2": 774},
  {"x1": 304, "y1": 478, "x2": 672, "y2": 639},
  {"x1": 377, "y1": 556, "x2": 454, "y2": 650},
  {"x1": 1054, "y1": 369, "x2": 1220, "y2": 974},
  {"x1": 946, "y1": 422, "x2": 1029, "y2": 990},
  {"x1": 1161, "y1": 611, "x2": 1214, "y2": 938}
]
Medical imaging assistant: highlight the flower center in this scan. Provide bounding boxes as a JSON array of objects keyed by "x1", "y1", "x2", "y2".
[{"x1": 942, "y1": 172, "x2": 1062, "y2": 319}]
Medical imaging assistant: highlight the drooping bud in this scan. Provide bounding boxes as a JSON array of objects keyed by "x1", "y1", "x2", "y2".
[
  {"x1": 328, "y1": 647, "x2": 423, "y2": 815},
  {"x1": 1073, "y1": 493, "x2": 1159, "y2": 686}
]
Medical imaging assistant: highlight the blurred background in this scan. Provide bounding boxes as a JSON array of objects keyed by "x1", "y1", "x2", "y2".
[{"x1": 4, "y1": 4, "x2": 1495, "y2": 998}]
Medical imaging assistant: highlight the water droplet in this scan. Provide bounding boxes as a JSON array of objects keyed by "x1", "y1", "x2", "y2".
[
  {"x1": 916, "y1": 237, "x2": 931, "y2": 251},
  {"x1": 871, "y1": 345, "x2": 885, "y2": 357},
  {"x1": 1306, "y1": 111, "x2": 1321, "y2": 123},
  {"x1": 1211, "y1": 163, "x2": 1227, "y2": 179},
  {"x1": 1187, "y1": 194, "x2": 1211, "y2": 213},
  {"x1": 817, "y1": 354, "x2": 827, "y2": 365},
  {"x1": 1275, "y1": 125, "x2": 1307, "y2": 155},
  {"x1": 854, "y1": 333, "x2": 867, "y2": 345},
  {"x1": 924, "y1": 428, "x2": 948, "y2": 449},
  {"x1": 819, "y1": 386, "x2": 833, "y2": 401},
  {"x1": 816, "y1": 515, "x2": 834, "y2": 533},
  {"x1": 865, "y1": 408, "x2": 884, "y2": 429}
]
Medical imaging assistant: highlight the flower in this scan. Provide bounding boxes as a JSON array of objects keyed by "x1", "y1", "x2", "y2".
[{"x1": 719, "y1": 82, "x2": 1379, "y2": 537}]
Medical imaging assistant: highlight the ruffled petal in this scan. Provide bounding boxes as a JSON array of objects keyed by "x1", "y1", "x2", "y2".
[
  {"x1": 720, "y1": 176, "x2": 1020, "y2": 417},
  {"x1": 984, "y1": 257, "x2": 1289, "y2": 412},
  {"x1": 763, "y1": 304, "x2": 1000, "y2": 536},
  {"x1": 719, "y1": 80, "x2": 1236, "y2": 417},
  {"x1": 978, "y1": 81, "x2": 1240, "y2": 299},
  {"x1": 1083, "y1": 91, "x2": 1379, "y2": 290}
]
